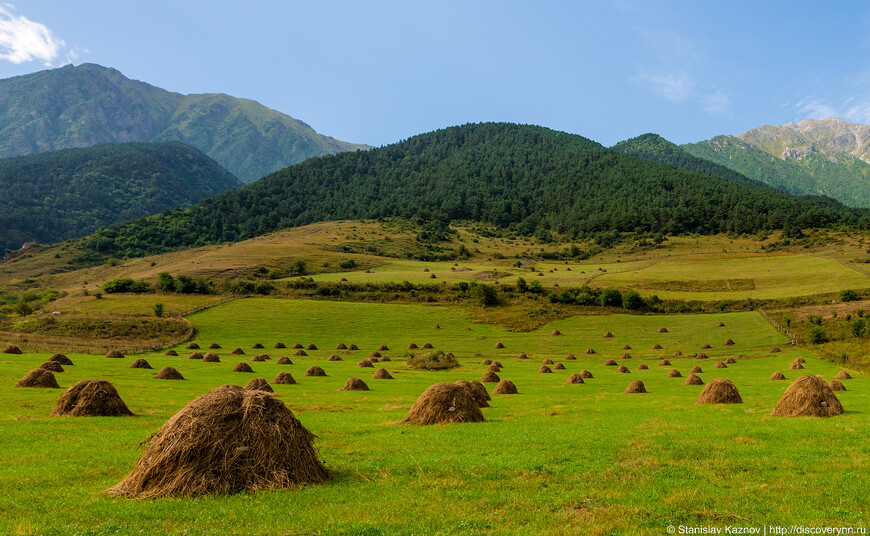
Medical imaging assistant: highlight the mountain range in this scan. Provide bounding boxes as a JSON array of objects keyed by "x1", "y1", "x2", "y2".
[{"x1": 0, "y1": 63, "x2": 370, "y2": 183}]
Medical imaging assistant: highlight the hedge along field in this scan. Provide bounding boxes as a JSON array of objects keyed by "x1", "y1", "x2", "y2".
[{"x1": 0, "y1": 299, "x2": 867, "y2": 535}]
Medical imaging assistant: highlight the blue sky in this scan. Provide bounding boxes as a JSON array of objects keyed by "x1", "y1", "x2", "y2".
[{"x1": 1, "y1": 1, "x2": 870, "y2": 147}]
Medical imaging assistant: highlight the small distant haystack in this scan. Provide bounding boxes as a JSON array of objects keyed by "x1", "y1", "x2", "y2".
[
  {"x1": 551, "y1": 330, "x2": 562, "y2": 336},
  {"x1": 155, "y1": 367, "x2": 184, "y2": 380},
  {"x1": 565, "y1": 354, "x2": 576, "y2": 360},
  {"x1": 455, "y1": 380, "x2": 490, "y2": 408},
  {"x1": 789, "y1": 361, "x2": 804, "y2": 370},
  {"x1": 276, "y1": 357, "x2": 293, "y2": 365},
  {"x1": 209, "y1": 343, "x2": 222, "y2": 349},
  {"x1": 717, "y1": 322, "x2": 725, "y2": 327},
  {"x1": 542, "y1": 358, "x2": 555, "y2": 364},
  {"x1": 402, "y1": 383, "x2": 485, "y2": 424},
  {"x1": 408, "y1": 343, "x2": 419, "y2": 349},
  {"x1": 482, "y1": 371, "x2": 501, "y2": 382},
  {"x1": 771, "y1": 346, "x2": 781, "y2": 353},
  {"x1": 795, "y1": 357, "x2": 806, "y2": 364},
  {"x1": 701, "y1": 343, "x2": 712, "y2": 349},
  {"x1": 164, "y1": 350, "x2": 178, "y2": 357},
  {"x1": 616, "y1": 365, "x2": 630, "y2": 374},
  {"x1": 245, "y1": 378, "x2": 274, "y2": 393},
  {"x1": 274, "y1": 342, "x2": 287, "y2": 349},
  {"x1": 771, "y1": 375, "x2": 843, "y2": 417},
  {"x1": 15, "y1": 368, "x2": 60, "y2": 388},
  {"x1": 433, "y1": 325, "x2": 441, "y2": 330},
  {"x1": 491, "y1": 360, "x2": 503, "y2": 368},
  {"x1": 305, "y1": 366, "x2": 326, "y2": 377},
  {"x1": 673, "y1": 351, "x2": 683, "y2": 357},
  {"x1": 714, "y1": 362, "x2": 728, "y2": 369},
  {"x1": 377, "y1": 345, "x2": 389, "y2": 351},
  {"x1": 565, "y1": 373, "x2": 584, "y2": 384},
  {"x1": 829, "y1": 380, "x2": 847, "y2": 391},
  {"x1": 481, "y1": 359, "x2": 493, "y2": 365},
  {"x1": 292, "y1": 343, "x2": 304, "y2": 349},
  {"x1": 487, "y1": 363, "x2": 502, "y2": 372},
  {"x1": 373, "y1": 368, "x2": 394, "y2": 379},
  {"x1": 50, "y1": 353, "x2": 73, "y2": 365},
  {"x1": 624, "y1": 380, "x2": 647, "y2": 393},
  {"x1": 494, "y1": 342, "x2": 505, "y2": 349},
  {"x1": 252, "y1": 343, "x2": 265, "y2": 349},
  {"x1": 231, "y1": 348, "x2": 245, "y2": 355},
  {"x1": 554, "y1": 363, "x2": 566, "y2": 370},
  {"x1": 725, "y1": 357, "x2": 737, "y2": 364},
  {"x1": 579, "y1": 370, "x2": 594, "y2": 378},
  {"x1": 51, "y1": 379, "x2": 132, "y2": 416},
  {"x1": 203, "y1": 353, "x2": 220, "y2": 362},
  {"x1": 690, "y1": 366, "x2": 703, "y2": 374},
  {"x1": 516, "y1": 353, "x2": 528, "y2": 360},
  {"x1": 724, "y1": 339, "x2": 734, "y2": 346},
  {"x1": 621, "y1": 353, "x2": 632, "y2": 359},
  {"x1": 668, "y1": 369, "x2": 682, "y2": 378},
  {"x1": 585, "y1": 348, "x2": 596, "y2": 355},
  {"x1": 186, "y1": 343, "x2": 200, "y2": 350},
  {"x1": 357, "y1": 359, "x2": 374, "y2": 368},
  {"x1": 306, "y1": 344, "x2": 318, "y2": 351},
  {"x1": 188, "y1": 352, "x2": 204, "y2": 360},
  {"x1": 604, "y1": 359, "x2": 617, "y2": 366},
  {"x1": 696, "y1": 353, "x2": 709, "y2": 360},
  {"x1": 327, "y1": 355, "x2": 343, "y2": 361},
  {"x1": 659, "y1": 359, "x2": 671, "y2": 366},
  {"x1": 652, "y1": 344, "x2": 663, "y2": 350},
  {"x1": 369, "y1": 351, "x2": 382, "y2": 358},
  {"x1": 538, "y1": 365, "x2": 552, "y2": 374},
  {"x1": 348, "y1": 344, "x2": 359, "y2": 350},
  {"x1": 770, "y1": 371, "x2": 786, "y2": 380},
  {"x1": 603, "y1": 331, "x2": 613, "y2": 338},
  {"x1": 336, "y1": 343, "x2": 348, "y2": 350},
  {"x1": 129, "y1": 359, "x2": 152, "y2": 369},
  {"x1": 685, "y1": 374, "x2": 704, "y2": 385},
  {"x1": 106, "y1": 350, "x2": 125, "y2": 359},
  {"x1": 272, "y1": 372, "x2": 296, "y2": 385},
  {"x1": 637, "y1": 363, "x2": 649, "y2": 370},
  {"x1": 2, "y1": 345, "x2": 22, "y2": 354},
  {"x1": 422, "y1": 343, "x2": 434, "y2": 349},
  {"x1": 105, "y1": 384, "x2": 328, "y2": 498},
  {"x1": 835, "y1": 370, "x2": 852, "y2": 380},
  {"x1": 622, "y1": 345, "x2": 632, "y2": 350},
  {"x1": 233, "y1": 363, "x2": 254, "y2": 373},
  {"x1": 251, "y1": 354, "x2": 269, "y2": 362},
  {"x1": 342, "y1": 377, "x2": 369, "y2": 391},
  {"x1": 39, "y1": 361, "x2": 64, "y2": 373},
  {"x1": 658, "y1": 327, "x2": 668, "y2": 333},
  {"x1": 493, "y1": 379, "x2": 518, "y2": 394},
  {"x1": 697, "y1": 378, "x2": 743, "y2": 404},
  {"x1": 295, "y1": 350, "x2": 308, "y2": 356}
]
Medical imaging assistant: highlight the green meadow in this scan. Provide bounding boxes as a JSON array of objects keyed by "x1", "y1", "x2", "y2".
[{"x1": 0, "y1": 299, "x2": 867, "y2": 535}]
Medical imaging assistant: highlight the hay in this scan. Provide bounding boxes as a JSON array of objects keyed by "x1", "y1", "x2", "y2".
[
  {"x1": 697, "y1": 378, "x2": 743, "y2": 404},
  {"x1": 487, "y1": 363, "x2": 502, "y2": 372},
  {"x1": 684, "y1": 374, "x2": 704, "y2": 385},
  {"x1": 658, "y1": 327, "x2": 668, "y2": 333},
  {"x1": 725, "y1": 357, "x2": 737, "y2": 364},
  {"x1": 565, "y1": 354, "x2": 576, "y2": 360},
  {"x1": 295, "y1": 350, "x2": 308, "y2": 356},
  {"x1": 377, "y1": 345, "x2": 389, "y2": 351},
  {"x1": 493, "y1": 379, "x2": 518, "y2": 395},
  {"x1": 659, "y1": 359, "x2": 671, "y2": 366},
  {"x1": 789, "y1": 361, "x2": 804, "y2": 370},
  {"x1": 724, "y1": 339, "x2": 734, "y2": 346},
  {"x1": 407, "y1": 343, "x2": 419, "y2": 349},
  {"x1": 455, "y1": 380, "x2": 490, "y2": 408},
  {"x1": 771, "y1": 375, "x2": 843, "y2": 417},
  {"x1": 203, "y1": 353, "x2": 220, "y2": 362},
  {"x1": 336, "y1": 343, "x2": 348, "y2": 350},
  {"x1": 357, "y1": 359, "x2": 374, "y2": 368},
  {"x1": 129, "y1": 359, "x2": 152, "y2": 369},
  {"x1": 624, "y1": 380, "x2": 647, "y2": 393},
  {"x1": 579, "y1": 370, "x2": 593, "y2": 378},
  {"x1": 668, "y1": 369, "x2": 682, "y2": 378},
  {"x1": 492, "y1": 361, "x2": 503, "y2": 368},
  {"x1": 402, "y1": 383, "x2": 485, "y2": 424},
  {"x1": 105, "y1": 350, "x2": 125, "y2": 359},
  {"x1": 771, "y1": 346, "x2": 781, "y2": 353},
  {"x1": 538, "y1": 365, "x2": 552, "y2": 374},
  {"x1": 164, "y1": 350, "x2": 178, "y2": 356},
  {"x1": 554, "y1": 363, "x2": 566, "y2": 370},
  {"x1": 105, "y1": 384, "x2": 328, "y2": 498},
  {"x1": 616, "y1": 365, "x2": 630, "y2": 374},
  {"x1": 306, "y1": 344, "x2": 318, "y2": 351},
  {"x1": 482, "y1": 371, "x2": 501, "y2": 382},
  {"x1": 348, "y1": 344, "x2": 359, "y2": 350},
  {"x1": 209, "y1": 343, "x2": 222, "y2": 349},
  {"x1": 373, "y1": 368, "x2": 394, "y2": 379},
  {"x1": 188, "y1": 352, "x2": 204, "y2": 360},
  {"x1": 155, "y1": 367, "x2": 184, "y2": 380},
  {"x1": 50, "y1": 353, "x2": 73, "y2": 365},
  {"x1": 251, "y1": 354, "x2": 269, "y2": 362},
  {"x1": 701, "y1": 343, "x2": 712, "y2": 349},
  {"x1": 39, "y1": 361, "x2": 64, "y2": 373},
  {"x1": 696, "y1": 353, "x2": 709, "y2": 360},
  {"x1": 380, "y1": 356, "x2": 392, "y2": 362},
  {"x1": 717, "y1": 322, "x2": 725, "y2": 327},
  {"x1": 245, "y1": 378, "x2": 274, "y2": 393},
  {"x1": 369, "y1": 351, "x2": 382, "y2": 358},
  {"x1": 481, "y1": 359, "x2": 493, "y2": 365},
  {"x1": 292, "y1": 343, "x2": 304, "y2": 349},
  {"x1": 272, "y1": 372, "x2": 296, "y2": 385},
  {"x1": 637, "y1": 363, "x2": 649, "y2": 370},
  {"x1": 795, "y1": 357, "x2": 806, "y2": 364},
  {"x1": 622, "y1": 344, "x2": 632, "y2": 350},
  {"x1": 770, "y1": 371, "x2": 786, "y2": 380},
  {"x1": 231, "y1": 348, "x2": 245, "y2": 355},
  {"x1": 342, "y1": 377, "x2": 369, "y2": 391},
  {"x1": 652, "y1": 344, "x2": 663, "y2": 350},
  {"x1": 51, "y1": 379, "x2": 132, "y2": 416},
  {"x1": 186, "y1": 343, "x2": 200, "y2": 350},
  {"x1": 603, "y1": 331, "x2": 613, "y2": 338},
  {"x1": 233, "y1": 363, "x2": 254, "y2": 373},
  {"x1": 14, "y1": 368, "x2": 60, "y2": 388},
  {"x1": 2, "y1": 345, "x2": 22, "y2": 354},
  {"x1": 673, "y1": 351, "x2": 683, "y2": 357},
  {"x1": 517, "y1": 353, "x2": 528, "y2": 360},
  {"x1": 604, "y1": 359, "x2": 617, "y2": 366},
  {"x1": 829, "y1": 380, "x2": 847, "y2": 391},
  {"x1": 252, "y1": 343, "x2": 265, "y2": 349},
  {"x1": 274, "y1": 342, "x2": 287, "y2": 349},
  {"x1": 305, "y1": 366, "x2": 326, "y2": 377},
  {"x1": 835, "y1": 370, "x2": 852, "y2": 380},
  {"x1": 621, "y1": 353, "x2": 632, "y2": 359},
  {"x1": 276, "y1": 357, "x2": 293, "y2": 365},
  {"x1": 422, "y1": 343, "x2": 434, "y2": 349},
  {"x1": 327, "y1": 355, "x2": 343, "y2": 361},
  {"x1": 690, "y1": 366, "x2": 703, "y2": 374},
  {"x1": 714, "y1": 362, "x2": 728, "y2": 369},
  {"x1": 565, "y1": 374, "x2": 584, "y2": 384},
  {"x1": 551, "y1": 330, "x2": 562, "y2": 336},
  {"x1": 542, "y1": 358, "x2": 555, "y2": 364},
  {"x1": 585, "y1": 348, "x2": 596, "y2": 355},
  {"x1": 494, "y1": 342, "x2": 505, "y2": 349}
]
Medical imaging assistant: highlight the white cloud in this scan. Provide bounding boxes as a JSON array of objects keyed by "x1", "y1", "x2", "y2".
[
  {"x1": 795, "y1": 97, "x2": 840, "y2": 120},
  {"x1": 700, "y1": 88, "x2": 730, "y2": 116},
  {"x1": 0, "y1": 4, "x2": 65, "y2": 66},
  {"x1": 630, "y1": 69, "x2": 695, "y2": 102}
]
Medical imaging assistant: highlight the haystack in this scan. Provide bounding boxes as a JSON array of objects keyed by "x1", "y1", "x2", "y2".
[
  {"x1": 673, "y1": 351, "x2": 683, "y2": 357},
  {"x1": 295, "y1": 350, "x2": 308, "y2": 356},
  {"x1": 422, "y1": 342, "x2": 434, "y2": 349},
  {"x1": 105, "y1": 384, "x2": 328, "y2": 498},
  {"x1": 39, "y1": 361, "x2": 64, "y2": 373},
  {"x1": 209, "y1": 343, "x2": 222, "y2": 349},
  {"x1": 188, "y1": 352, "x2": 204, "y2": 360},
  {"x1": 542, "y1": 358, "x2": 555, "y2": 364},
  {"x1": 50, "y1": 353, "x2": 73, "y2": 365},
  {"x1": 14, "y1": 368, "x2": 59, "y2": 388},
  {"x1": 494, "y1": 342, "x2": 505, "y2": 349},
  {"x1": 51, "y1": 379, "x2": 131, "y2": 416},
  {"x1": 714, "y1": 362, "x2": 728, "y2": 369},
  {"x1": 487, "y1": 363, "x2": 502, "y2": 372},
  {"x1": 292, "y1": 343, "x2": 304, "y2": 349},
  {"x1": 658, "y1": 327, "x2": 668, "y2": 333},
  {"x1": 565, "y1": 374, "x2": 584, "y2": 384},
  {"x1": 835, "y1": 370, "x2": 852, "y2": 380},
  {"x1": 276, "y1": 357, "x2": 293, "y2": 365},
  {"x1": 637, "y1": 363, "x2": 649, "y2": 370},
  {"x1": 2, "y1": 345, "x2": 22, "y2": 354},
  {"x1": 327, "y1": 355, "x2": 342, "y2": 361},
  {"x1": 696, "y1": 353, "x2": 709, "y2": 360},
  {"x1": 357, "y1": 359, "x2": 374, "y2": 368},
  {"x1": 203, "y1": 353, "x2": 220, "y2": 362},
  {"x1": 551, "y1": 330, "x2": 562, "y2": 336},
  {"x1": 789, "y1": 361, "x2": 804, "y2": 370},
  {"x1": 402, "y1": 383, "x2": 485, "y2": 424},
  {"x1": 701, "y1": 343, "x2": 712, "y2": 349},
  {"x1": 377, "y1": 345, "x2": 389, "y2": 351},
  {"x1": 659, "y1": 359, "x2": 671, "y2": 366},
  {"x1": 274, "y1": 342, "x2": 287, "y2": 349},
  {"x1": 306, "y1": 344, "x2": 318, "y2": 351},
  {"x1": 245, "y1": 378, "x2": 274, "y2": 393},
  {"x1": 652, "y1": 344, "x2": 663, "y2": 350},
  {"x1": 186, "y1": 343, "x2": 200, "y2": 350},
  {"x1": 336, "y1": 343, "x2": 348, "y2": 350},
  {"x1": 771, "y1": 375, "x2": 843, "y2": 417},
  {"x1": 342, "y1": 377, "x2": 369, "y2": 391},
  {"x1": 565, "y1": 354, "x2": 576, "y2": 360},
  {"x1": 604, "y1": 331, "x2": 613, "y2": 338},
  {"x1": 233, "y1": 363, "x2": 254, "y2": 373},
  {"x1": 129, "y1": 359, "x2": 152, "y2": 369},
  {"x1": 770, "y1": 371, "x2": 786, "y2": 380},
  {"x1": 771, "y1": 346, "x2": 781, "y2": 353},
  {"x1": 369, "y1": 351, "x2": 382, "y2": 358},
  {"x1": 621, "y1": 353, "x2": 632, "y2": 359},
  {"x1": 250, "y1": 354, "x2": 267, "y2": 362},
  {"x1": 554, "y1": 363, "x2": 566, "y2": 370},
  {"x1": 585, "y1": 348, "x2": 596, "y2": 355},
  {"x1": 829, "y1": 380, "x2": 847, "y2": 391},
  {"x1": 493, "y1": 379, "x2": 518, "y2": 394},
  {"x1": 348, "y1": 344, "x2": 359, "y2": 350},
  {"x1": 579, "y1": 370, "x2": 594, "y2": 378},
  {"x1": 624, "y1": 380, "x2": 647, "y2": 393},
  {"x1": 538, "y1": 366, "x2": 552, "y2": 374},
  {"x1": 252, "y1": 343, "x2": 265, "y2": 349},
  {"x1": 697, "y1": 378, "x2": 742, "y2": 404},
  {"x1": 717, "y1": 322, "x2": 725, "y2": 327},
  {"x1": 725, "y1": 357, "x2": 737, "y2": 364},
  {"x1": 690, "y1": 366, "x2": 703, "y2": 374},
  {"x1": 684, "y1": 374, "x2": 704, "y2": 385},
  {"x1": 724, "y1": 339, "x2": 734, "y2": 346},
  {"x1": 106, "y1": 350, "x2": 125, "y2": 359},
  {"x1": 272, "y1": 372, "x2": 296, "y2": 385},
  {"x1": 455, "y1": 380, "x2": 490, "y2": 408},
  {"x1": 622, "y1": 344, "x2": 632, "y2": 350},
  {"x1": 481, "y1": 359, "x2": 493, "y2": 365},
  {"x1": 407, "y1": 343, "x2": 419, "y2": 349},
  {"x1": 616, "y1": 365, "x2": 630, "y2": 374},
  {"x1": 795, "y1": 357, "x2": 806, "y2": 364},
  {"x1": 155, "y1": 367, "x2": 184, "y2": 380},
  {"x1": 482, "y1": 371, "x2": 501, "y2": 382},
  {"x1": 668, "y1": 369, "x2": 682, "y2": 378},
  {"x1": 604, "y1": 359, "x2": 617, "y2": 366},
  {"x1": 370, "y1": 357, "x2": 381, "y2": 363},
  {"x1": 373, "y1": 368, "x2": 394, "y2": 379},
  {"x1": 305, "y1": 366, "x2": 326, "y2": 377},
  {"x1": 164, "y1": 350, "x2": 178, "y2": 356},
  {"x1": 231, "y1": 348, "x2": 245, "y2": 355}
]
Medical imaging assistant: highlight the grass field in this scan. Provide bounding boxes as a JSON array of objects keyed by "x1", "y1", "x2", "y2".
[{"x1": 1, "y1": 299, "x2": 866, "y2": 535}]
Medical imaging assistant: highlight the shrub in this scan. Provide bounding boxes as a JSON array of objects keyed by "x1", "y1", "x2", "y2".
[
  {"x1": 808, "y1": 326, "x2": 828, "y2": 344},
  {"x1": 339, "y1": 259, "x2": 357, "y2": 269},
  {"x1": 840, "y1": 289, "x2": 859, "y2": 302},
  {"x1": 851, "y1": 319, "x2": 865, "y2": 338},
  {"x1": 515, "y1": 277, "x2": 528, "y2": 292},
  {"x1": 102, "y1": 278, "x2": 151, "y2": 294},
  {"x1": 407, "y1": 351, "x2": 459, "y2": 370},
  {"x1": 156, "y1": 272, "x2": 175, "y2": 292},
  {"x1": 528, "y1": 280, "x2": 543, "y2": 293},
  {"x1": 600, "y1": 288, "x2": 622, "y2": 307},
  {"x1": 622, "y1": 290, "x2": 644, "y2": 310},
  {"x1": 152, "y1": 303, "x2": 164, "y2": 318},
  {"x1": 471, "y1": 284, "x2": 499, "y2": 307}
]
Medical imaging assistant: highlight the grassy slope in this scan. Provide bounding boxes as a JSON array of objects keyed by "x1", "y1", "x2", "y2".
[{"x1": 0, "y1": 299, "x2": 865, "y2": 535}]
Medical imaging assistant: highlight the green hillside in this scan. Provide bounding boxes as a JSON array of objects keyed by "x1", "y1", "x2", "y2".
[
  {"x1": 82, "y1": 123, "x2": 864, "y2": 259},
  {"x1": 0, "y1": 142, "x2": 242, "y2": 252},
  {"x1": 0, "y1": 64, "x2": 370, "y2": 182}
]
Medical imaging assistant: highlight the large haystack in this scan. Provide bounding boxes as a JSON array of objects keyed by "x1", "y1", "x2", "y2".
[
  {"x1": 402, "y1": 383, "x2": 485, "y2": 424},
  {"x1": 697, "y1": 378, "x2": 742, "y2": 404},
  {"x1": 105, "y1": 350, "x2": 125, "y2": 359},
  {"x1": 579, "y1": 369, "x2": 593, "y2": 378},
  {"x1": 49, "y1": 353, "x2": 73, "y2": 365},
  {"x1": 624, "y1": 380, "x2": 647, "y2": 393},
  {"x1": 14, "y1": 368, "x2": 60, "y2": 388},
  {"x1": 305, "y1": 366, "x2": 326, "y2": 377},
  {"x1": 155, "y1": 367, "x2": 184, "y2": 380},
  {"x1": 276, "y1": 357, "x2": 293, "y2": 365},
  {"x1": 493, "y1": 380, "x2": 518, "y2": 394},
  {"x1": 770, "y1": 371, "x2": 786, "y2": 380},
  {"x1": 668, "y1": 369, "x2": 682, "y2": 378},
  {"x1": 244, "y1": 378, "x2": 274, "y2": 393},
  {"x1": 39, "y1": 361, "x2": 64, "y2": 373},
  {"x1": 342, "y1": 377, "x2": 369, "y2": 391},
  {"x1": 272, "y1": 372, "x2": 296, "y2": 385},
  {"x1": 2, "y1": 345, "x2": 22, "y2": 354},
  {"x1": 373, "y1": 368, "x2": 394, "y2": 379},
  {"x1": 203, "y1": 353, "x2": 220, "y2": 363},
  {"x1": 164, "y1": 350, "x2": 178, "y2": 357},
  {"x1": 482, "y1": 371, "x2": 501, "y2": 382},
  {"x1": 129, "y1": 359, "x2": 152, "y2": 369},
  {"x1": 51, "y1": 379, "x2": 132, "y2": 416},
  {"x1": 771, "y1": 375, "x2": 843, "y2": 417},
  {"x1": 188, "y1": 352, "x2": 204, "y2": 360},
  {"x1": 233, "y1": 363, "x2": 254, "y2": 373},
  {"x1": 105, "y1": 384, "x2": 328, "y2": 498},
  {"x1": 684, "y1": 374, "x2": 704, "y2": 385},
  {"x1": 455, "y1": 380, "x2": 490, "y2": 408},
  {"x1": 835, "y1": 370, "x2": 852, "y2": 380},
  {"x1": 565, "y1": 374, "x2": 584, "y2": 385},
  {"x1": 829, "y1": 380, "x2": 847, "y2": 392}
]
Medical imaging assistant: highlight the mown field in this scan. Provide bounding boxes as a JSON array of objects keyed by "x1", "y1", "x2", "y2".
[{"x1": 1, "y1": 299, "x2": 866, "y2": 535}]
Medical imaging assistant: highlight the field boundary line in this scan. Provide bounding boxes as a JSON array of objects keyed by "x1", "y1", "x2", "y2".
[{"x1": 758, "y1": 308, "x2": 799, "y2": 345}]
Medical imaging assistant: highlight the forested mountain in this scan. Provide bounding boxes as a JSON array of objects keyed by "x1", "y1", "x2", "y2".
[
  {"x1": 82, "y1": 123, "x2": 864, "y2": 259},
  {"x1": 0, "y1": 63, "x2": 370, "y2": 182},
  {"x1": 684, "y1": 118, "x2": 870, "y2": 207},
  {"x1": 0, "y1": 142, "x2": 242, "y2": 251}
]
